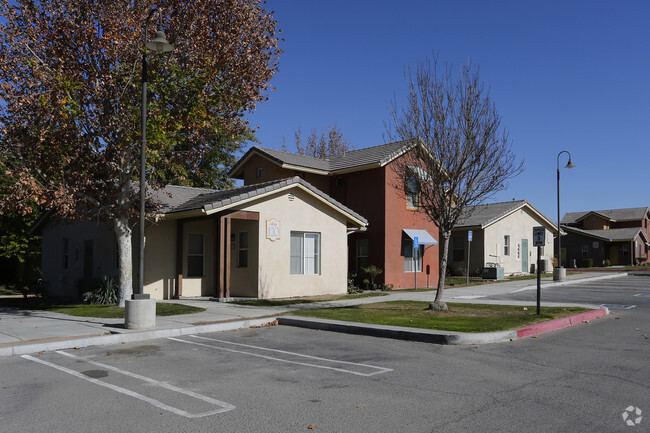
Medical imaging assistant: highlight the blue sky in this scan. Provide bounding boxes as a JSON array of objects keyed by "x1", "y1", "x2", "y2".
[{"x1": 245, "y1": 1, "x2": 650, "y2": 221}]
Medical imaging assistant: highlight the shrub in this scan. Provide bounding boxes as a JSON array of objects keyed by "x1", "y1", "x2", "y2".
[
  {"x1": 380, "y1": 283, "x2": 394, "y2": 291},
  {"x1": 582, "y1": 258, "x2": 594, "y2": 268},
  {"x1": 362, "y1": 265, "x2": 383, "y2": 287},
  {"x1": 85, "y1": 276, "x2": 118, "y2": 305}
]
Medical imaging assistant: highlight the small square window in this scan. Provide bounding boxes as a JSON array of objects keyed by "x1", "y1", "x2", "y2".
[{"x1": 256, "y1": 168, "x2": 264, "y2": 179}]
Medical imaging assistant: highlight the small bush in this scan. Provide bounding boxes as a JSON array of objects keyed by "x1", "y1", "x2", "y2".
[
  {"x1": 582, "y1": 258, "x2": 594, "y2": 268},
  {"x1": 362, "y1": 265, "x2": 383, "y2": 287},
  {"x1": 85, "y1": 276, "x2": 118, "y2": 305},
  {"x1": 380, "y1": 283, "x2": 393, "y2": 291},
  {"x1": 602, "y1": 259, "x2": 611, "y2": 267}
]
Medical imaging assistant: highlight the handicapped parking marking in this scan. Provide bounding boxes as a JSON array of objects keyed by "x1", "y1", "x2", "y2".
[
  {"x1": 169, "y1": 335, "x2": 393, "y2": 377},
  {"x1": 22, "y1": 351, "x2": 235, "y2": 418}
]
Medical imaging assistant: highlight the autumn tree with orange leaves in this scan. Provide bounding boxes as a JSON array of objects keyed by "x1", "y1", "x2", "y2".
[{"x1": 0, "y1": 0, "x2": 282, "y2": 305}]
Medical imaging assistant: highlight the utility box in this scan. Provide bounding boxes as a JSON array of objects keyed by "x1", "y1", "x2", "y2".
[{"x1": 482, "y1": 266, "x2": 504, "y2": 280}]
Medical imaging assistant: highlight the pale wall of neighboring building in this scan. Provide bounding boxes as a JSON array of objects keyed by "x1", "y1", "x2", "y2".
[
  {"x1": 482, "y1": 207, "x2": 555, "y2": 275},
  {"x1": 41, "y1": 220, "x2": 119, "y2": 298}
]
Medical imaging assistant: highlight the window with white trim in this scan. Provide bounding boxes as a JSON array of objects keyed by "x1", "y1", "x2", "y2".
[
  {"x1": 187, "y1": 233, "x2": 204, "y2": 277},
  {"x1": 290, "y1": 232, "x2": 320, "y2": 275},
  {"x1": 504, "y1": 235, "x2": 510, "y2": 256},
  {"x1": 402, "y1": 239, "x2": 423, "y2": 272}
]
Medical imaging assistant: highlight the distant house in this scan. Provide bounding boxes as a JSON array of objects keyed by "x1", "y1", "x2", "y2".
[
  {"x1": 560, "y1": 207, "x2": 650, "y2": 267},
  {"x1": 39, "y1": 177, "x2": 367, "y2": 300},
  {"x1": 229, "y1": 140, "x2": 440, "y2": 289},
  {"x1": 450, "y1": 200, "x2": 557, "y2": 276}
]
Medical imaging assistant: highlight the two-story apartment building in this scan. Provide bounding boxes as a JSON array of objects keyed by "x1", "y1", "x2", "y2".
[
  {"x1": 229, "y1": 140, "x2": 440, "y2": 289},
  {"x1": 560, "y1": 207, "x2": 650, "y2": 266}
]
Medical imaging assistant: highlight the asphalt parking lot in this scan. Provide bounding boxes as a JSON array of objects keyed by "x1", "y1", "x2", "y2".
[{"x1": 0, "y1": 275, "x2": 648, "y2": 432}]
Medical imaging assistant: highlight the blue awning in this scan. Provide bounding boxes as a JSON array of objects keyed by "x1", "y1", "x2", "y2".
[{"x1": 402, "y1": 229, "x2": 438, "y2": 245}]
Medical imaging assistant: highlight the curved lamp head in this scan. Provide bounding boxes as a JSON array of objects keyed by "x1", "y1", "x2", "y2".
[
  {"x1": 565, "y1": 159, "x2": 575, "y2": 169},
  {"x1": 146, "y1": 30, "x2": 174, "y2": 53}
]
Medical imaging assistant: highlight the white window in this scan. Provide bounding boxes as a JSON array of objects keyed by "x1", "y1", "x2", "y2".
[
  {"x1": 187, "y1": 234, "x2": 204, "y2": 277},
  {"x1": 403, "y1": 239, "x2": 423, "y2": 272},
  {"x1": 237, "y1": 232, "x2": 248, "y2": 268},
  {"x1": 504, "y1": 235, "x2": 510, "y2": 256},
  {"x1": 290, "y1": 232, "x2": 320, "y2": 275}
]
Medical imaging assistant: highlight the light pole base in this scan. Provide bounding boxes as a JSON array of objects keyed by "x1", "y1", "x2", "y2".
[
  {"x1": 553, "y1": 266, "x2": 566, "y2": 282},
  {"x1": 125, "y1": 299, "x2": 156, "y2": 330}
]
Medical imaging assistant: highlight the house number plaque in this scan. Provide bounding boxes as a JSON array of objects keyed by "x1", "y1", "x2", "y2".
[{"x1": 266, "y1": 218, "x2": 280, "y2": 241}]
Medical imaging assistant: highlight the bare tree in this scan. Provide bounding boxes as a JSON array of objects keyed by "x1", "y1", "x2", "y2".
[
  {"x1": 386, "y1": 56, "x2": 524, "y2": 311},
  {"x1": 291, "y1": 124, "x2": 351, "y2": 158}
]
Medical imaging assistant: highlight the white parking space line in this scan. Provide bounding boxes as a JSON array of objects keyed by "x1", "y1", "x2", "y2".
[
  {"x1": 168, "y1": 335, "x2": 393, "y2": 377},
  {"x1": 21, "y1": 352, "x2": 235, "y2": 418}
]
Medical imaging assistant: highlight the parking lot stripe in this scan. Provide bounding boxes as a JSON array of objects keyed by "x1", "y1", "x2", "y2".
[
  {"x1": 22, "y1": 353, "x2": 235, "y2": 418},
  {"x1": 168, "y1": 336, "x2": 393, "y2": 377}
]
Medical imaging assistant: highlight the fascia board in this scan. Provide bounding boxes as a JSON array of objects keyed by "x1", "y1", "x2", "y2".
[
  {"x1": 203, "y1": 183, "x2": 367, "y2": 228},
  {"x1": 158, "y1": 209, "x2": 206, "y2": 221},
  {"x1": 281, "y1": 163, "x2": 330, "y2": 175}
]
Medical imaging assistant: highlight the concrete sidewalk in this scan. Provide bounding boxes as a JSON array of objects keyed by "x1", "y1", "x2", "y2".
[{"x1": 0, "y1": 272, "x2": 622, "y2": 356}]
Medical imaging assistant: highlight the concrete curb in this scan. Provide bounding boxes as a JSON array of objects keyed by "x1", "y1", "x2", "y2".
[
  {"x1": 516, "y1": 308, "x2": 608, "y2": 338},
  {"x1": 278, "y1": 307, "x2": 609, "y2": 345},
  {"x1": 0, "y1": 316, "x2": 278, "y2": 357},
  {"x1": 508, "y1": 272, "x2": 626, "y2": 294}
]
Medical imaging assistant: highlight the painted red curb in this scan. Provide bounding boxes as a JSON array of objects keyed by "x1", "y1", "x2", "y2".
[{"x1": 516, "y1": 309, "x2": 608, "y2": 338}]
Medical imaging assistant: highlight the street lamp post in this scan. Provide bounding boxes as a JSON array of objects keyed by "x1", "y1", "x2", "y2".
[
  {"x1": 554, "y1": 150, "x2": 575, "y2": 281},
  {"x1": 138, "y1": 8, "x2": 173, "y2": 297},
  {"x1": 126, "y1": 8, "x2": 173, "y2": 330}
]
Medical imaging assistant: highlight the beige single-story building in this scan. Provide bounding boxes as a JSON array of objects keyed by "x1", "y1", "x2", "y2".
[
  {"x1": 450, "y1": 200, "x2": 557, "y2": 276},
  {"x1": 40, "y1": 177, "x2": 368, "y2": 300}
]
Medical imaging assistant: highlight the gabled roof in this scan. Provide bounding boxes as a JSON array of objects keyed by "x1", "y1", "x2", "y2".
[
  {"x1": 562, "y1": 207, "x2": 650, "y2": 224},
  {"x1": 228, "y1": 139, "x2": 418, "y2": 178},
  {"x1": 455, "y1": 200, "x2": 556, "y2": 230},
  {"x1": 159, "y1": 176, "x2": 368, "y2": 227},
  {"x1": 563, "y1": 226, "x2": 648, "y2": 243}
]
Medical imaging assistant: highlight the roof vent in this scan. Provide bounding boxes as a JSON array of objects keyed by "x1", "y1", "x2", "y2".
[{"x1": 288, "y1": 193, "x2": 295, "y2": 202}]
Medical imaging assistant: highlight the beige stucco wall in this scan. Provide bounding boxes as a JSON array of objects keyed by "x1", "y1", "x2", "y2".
[
  {"x1": 238, "y1": 187, "x2": 349, "y2": 299},
  {"x1": 483, "y1": 207, "x2": 555, "y2": 275},
  {"x1": 143, "y1": 221, "x2": 177, "y2": 300},
  {"x1": 142, "y1": 185, "x2": 351, "y2": 300}
]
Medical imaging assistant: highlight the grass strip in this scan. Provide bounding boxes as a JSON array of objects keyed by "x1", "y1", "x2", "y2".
[
  {"x1": 231, "y1": 292, "x2": 388, "y2": 306},
  {"x1": 0, "y1": 298, "x2": 205, "y2": 318},
  {"x1": 288, "y1": 301, "x2": 589, "y2": 333}
]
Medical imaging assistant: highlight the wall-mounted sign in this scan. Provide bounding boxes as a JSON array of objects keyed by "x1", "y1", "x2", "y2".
[{"x1": 266, "y1": 218, "x2": 280, "y2": 241}]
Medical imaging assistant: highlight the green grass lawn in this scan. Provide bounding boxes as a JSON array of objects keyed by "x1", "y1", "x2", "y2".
[
  {"x1": 231, "y1": 292, "x2": 388, "y2": 306},
  {"x1": 288, "y1": 301, "x2": 589, "y2": 333},
  {"x1": 0, "y1": 298, "x2": 205, "y2": 318}
]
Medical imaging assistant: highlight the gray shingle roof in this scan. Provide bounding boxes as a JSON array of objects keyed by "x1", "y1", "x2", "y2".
[
  {"x1": 229, "y1": 139, "x2": 417, "y2": 177},
  {"x1": 456, "y1": 200, "x2": 553, "y2": 228},
  {"x1": 563, "y1": 226, "x2": 645, "y2": 242},
  {"x1": 562, "y1": 207, "x2": 650, "y2": 224},
  {"x1": 161, "y1": 177, "x2": 367, "y2": 225}
]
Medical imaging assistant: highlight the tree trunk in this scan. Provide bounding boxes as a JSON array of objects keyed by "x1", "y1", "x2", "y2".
[
  {"x1": 114, "y1": 216, "x2": 133, "y2": 307},
  {"x1": 429, "y1": 230, "x2": 450, "y2": 311}
]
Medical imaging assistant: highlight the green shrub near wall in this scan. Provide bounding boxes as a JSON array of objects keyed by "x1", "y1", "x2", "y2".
[{"x1": 582, "y1": 258, "x2": 594, "y2": 268}]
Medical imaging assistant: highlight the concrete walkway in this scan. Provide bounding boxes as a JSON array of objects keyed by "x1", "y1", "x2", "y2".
[{"x1": 0, "y1": 272, "x2": 623, "y2": 356}]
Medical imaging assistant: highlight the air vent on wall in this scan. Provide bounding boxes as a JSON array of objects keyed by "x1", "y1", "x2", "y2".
[{"x1": 288, "y1": 194, "x2": 295, "y2": 201}]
